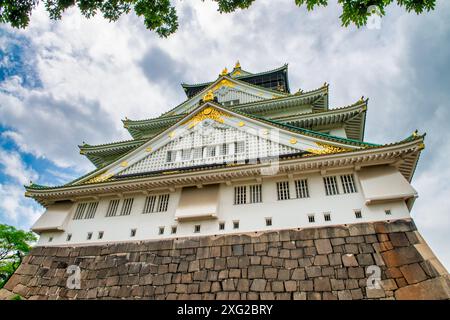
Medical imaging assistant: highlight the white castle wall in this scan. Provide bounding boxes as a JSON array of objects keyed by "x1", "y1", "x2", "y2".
[{"x1": 35, "y1": 168, "x2": 412, "y2": 246}]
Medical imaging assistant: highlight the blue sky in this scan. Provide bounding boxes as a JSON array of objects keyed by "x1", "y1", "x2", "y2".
[{"x1": 0, "y1": 1, "x2": 449, "y2": 268}]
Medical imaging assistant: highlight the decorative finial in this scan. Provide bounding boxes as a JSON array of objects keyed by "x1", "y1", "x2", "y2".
[
  {"x1": 203, "y1": 90, "x2": 214, "y2": 102},
  {"x1": 234, "y1": 61, "x2": 241, "y2": 69},
  {"x1": 82, "y1": 141, "x2": 86, "y2": 145},
  {"x1": 413, "y1": 129, "x2": 418, "y2": 137},
  {"x1": 360, "y1": 96, "x2": 365, "y2": 101},
  {"x1": 125, "y1": 116, "x2": 128, "y2": 120},
  {"x1": 220, "y1": 67, "x2": 228, "y2": 76},
  {"x1": 29, "y1": 180, "x2": 33, "y2": 185}
]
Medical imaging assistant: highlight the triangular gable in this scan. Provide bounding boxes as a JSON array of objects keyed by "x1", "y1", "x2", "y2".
[
  {"x1": 168, "y1": 76, "x2": 287, "y2": 116},
  {"x1": 78, "y1": 102, "x2": 360, "y2": 184}
]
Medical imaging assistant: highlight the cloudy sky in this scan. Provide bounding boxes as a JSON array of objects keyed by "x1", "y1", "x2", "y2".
[{"x1": 0, "y1": 1, "x2": 449, "y2": 268}]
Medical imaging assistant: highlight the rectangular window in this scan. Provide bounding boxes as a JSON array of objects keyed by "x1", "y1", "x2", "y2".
[
  {"x1": 249, "y1": 184, "x2": 262, "y2": 203},
  {"x1": 385, "y1": 209, "x2": 392, "y2": 216},
  {"x1": 220, "y1": 143, "x2": 228, "y2": 155},
  {"x1": 48, "y1": 237, "x2": 53, "y2": 243},
  {"x1": 355, "y1": 210, "x2": 362, "y2": 219},
  {"x1": 194, "y1": 225, "x2": 201, "y2": 233},
  {"x1": 277, "y1": 181, "x2": 290, "y2": 200},
  {"x1": 143, "y1": 195, "x2": 157, "y2": 214},
  {"x1": 233, "y1": 221, "x2": 240, "y2": 229},
  {"x1": 120, "y1": 198, "x2": 134, "y2": 216},
  {"x1": 105, "y1": 199, "x2": 120, "y2": 217},
  {"x1": 341, "y1": 174, "x2": 357, "y2": 194},
  {"x1": 324, "y1": 176, "x2": 339, "y2": 196},
  {"x1": 234, "y1": 186, "x2": 247, "y2": 205},
  {"x1": 193, "y1": 147, "x2": 203, "y2": 159},
  {"x1": 98, "y1": 231, "x2": 104, "y2": 239},
  {"x1": 265, "y1": 217, "x2": 272, "y2": 226},
  {"x1": 84, "y1": 202, "x2": 98, "y2": 219},
  {"x1": 235, "y1": 141, "x2": 245, "y2": 154},
  {"x1": 219, "y1": 222, "x2": 225, "y2": 230},
  {"x1": 130, "y1": 229, "x2": 137, "y2": 237},
  {"x1": 308, "y1": 214, "x2": 315, "y2": 223},
  {"x1": 87, "y1": 232, "x2": 93, "y2": 240},
  {"x1": 324, "y1": 213, "x2": 331, "y2": 222},
  {"x1": 171, "y1": 226, "x2": 177, "y2": 234},
  {"x1": 206, "y1": 146, "x2": 216, "y2": 157},
  {"x1": 157, "y1": 194, "x2": 170, "y2": 212},
  {"x1": 295, "y1": 179, "x2": 309, "y2": 198},
  {"x1": 182, "y1": 149, "x2": 192, "y2": 161},
  {"x1": 73, "y1": 203, "x2": 87, "y2": 220},
  {"x1": 166, "y1": 150, "x2": 175, "y2": 163},
  {"x1": 66, "y1": 234, "x2": 72, "y2": 242},
  {"x1": 158, "y1": 227, "x2": 165, "y2": 235}
]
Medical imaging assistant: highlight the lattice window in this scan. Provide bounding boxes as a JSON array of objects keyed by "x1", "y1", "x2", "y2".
[
  {"x1": 206, "y1": 146, "x2": 216, "y2": 157},
  {"x1": 219, "y1": 222, "x2": 225, "y2": 230},
  {"x1": 105, "y1": 199, "x2": 120, "y2": 217},
  {"x1": 385, "y1": 209, "x2": 392, "y2": 216},
  {"x1": 171, "y1": 226, "x2": 177, "y2": 234},
  {"x1": 73, "y1": 203, "x2": 87, "y2": 220},
  {"x1": 265, "y1": 217, "x2": 272, "y2": 226},
  {"x1": 341, "y1": 174, "x2": 357, "y2": 194},
  {"x1": 166, "y1": 150, "x2": 175, "y2": 163},
  {"x1": 194, "y1": 225, "x2": 201, "y2": 233},
  {"x1": 193, "y1": 147, "x2": 203, "y2": 159},
  {"x1": 277, "y1": 181, "x2": 290, "y2": 200},
  {"x1": 220, "y1": 143, "x2": 228, "y2": 156},
  {"x1": 143, "y1": 195, "x2": 157, "y2": 214},
  {"x1": 233, "y1": 220, "x2": 240, "y2": 229},
  {"x1": 234, "y1": 186, "x2": 247, "y2": 205},
  {"x1": 120, "y1": 198, "x2": 134, "y2": 216},
  {"x1": 157, "y1": 194, "x2": 170, "y2": 212},
  {"x1": 158, "y1": 226, "x2": 165, "y2": 235},
  {"x1": 324, "y1": 213, "x2": 331, "y2": 222},
  {"x1": 84, "y1": 202, "x2": 98, "y2": 219},
  {"x1": 355, "y1": 210, "x2": 362, "y2": 219},
  {"x1": 249, "y1": 184, "x2": 262, "y2": 203},
  {"x1": 235, "y1": 141, "x2": 245, "y2": 154},
  {"x1": 324, "y1": 176, "x2": 339, "y2": 196},
  {"x1": 182, "y1": 149, "x2": 192, "y2": 161},
  {"x1": 295, "y1": 179, "x2": 309, "y2": 198},
  {"x1": 308, "y1": 214, "x2": 315, "y2": 223}
]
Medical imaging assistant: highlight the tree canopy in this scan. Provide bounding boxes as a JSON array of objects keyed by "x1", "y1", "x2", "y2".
[
  {"x1": 0, "y1": 224, "x2": 37, "y2": 288},
  {"x1": 0, "y1": 0, "x2": 436, "y2": 37}
]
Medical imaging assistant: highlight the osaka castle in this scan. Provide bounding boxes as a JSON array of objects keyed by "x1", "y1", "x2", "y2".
[{"x1": 27, "y1": 62, "x2": 425, "y2": 245}]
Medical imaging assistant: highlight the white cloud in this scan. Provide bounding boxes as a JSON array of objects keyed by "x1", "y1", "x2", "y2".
[{"x1": 0, "y1": 147, "x2": 38, "y2": 185}]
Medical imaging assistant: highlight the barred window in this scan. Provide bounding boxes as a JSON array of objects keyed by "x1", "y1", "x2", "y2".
[
  {"x1": 277, "y1": 181, "x2": 290, "y2": 200},
  {"x1": 206, "y1": 146, "x2": 216, "y2": 157},
  {"x1": 66, "y1": 234, "x2": 72, "y2": 241},
  {"x1": 98, "y1": 231, "x2": 104, "y2": 239},
  {"x1": 233, "y1": 221, "x2": 240, "y2": 229},
  {"x1": 73, "y1": 203, "x2": 87, "y2": 220},
  {"x1": 265, "y1": 217, "x2": 272, "y2": 226},
  {"x1": 87, "y1": 232, "x2": 93, "y2": 240},
  {"x1": 130, "y1": 229, "x2": 137, "y2": 237},
  {"x1": 157, "y1": 194, "x2": 170, "y2": 212},
  {"x1": 219, "y1": 222, "x2": 225, "y2": 230},
  {"x1": 324, "y1": 213, "x2": 331, "y2": 222},
  {"x1": 166, "y1": 150, "x2": 175, "y2": 163},
  {"x1": 323, "y1": 176, "x2": 339, "y2": 196},
  {"x1": 193, "y1": 147, "x2": 203, "y2": 159},
  {"x1": 249, "y1": 184, "x2": 262, "y2": 203},
  {"x1": 120, "y1": 198, "x2": 134, "y2": 216},
  {"x1": 182, "y1": 149, "x2": 192, "y2": 161},
  {"x1": 171, "y1": 226, "x2": 177, "y2": 234},
  {"x1": 143, "y1": 195, "x2": 157, "y2": 214},
  {"x1": 84, "y1": 202, "x2": 98, "y2": 219},
  {"x1": 341, "y1": 174, "x2": 357, "y2": 194},
  {"x1": 385, "y1": 209, "x2": 392, "y2": 216},
  {"x1": 105, "y1": 199, "x2": 120, "y2": 217},
  {"x1": 235, "y1": 141, "x2": 245, "y2": 154},
  {"x1": 158, "y1": 226, "x2": 165, "y2": 235},
  {"x1": 234, "y1": 186, "x2": 247, "y2": 205},
  {"x1": 355, "y1": 210, "x2": 362, "y2": 219},
  {"x1": 308, "y1": 214, "x2": 315, "y2": 223},
  {"x1": 220, "y1": 143, "x2": 228, "y2": 155},
  {"x1": 194, "y1": 225, "x2": 201, "y2": 233},
  {"x1": 295, "y1": 179, "x2": 309, "y2": 198}
]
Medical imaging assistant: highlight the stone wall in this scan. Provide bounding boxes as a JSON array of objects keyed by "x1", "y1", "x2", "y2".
[{"x1": 1, "y1": 219, "x2": 449, "y2": 300}]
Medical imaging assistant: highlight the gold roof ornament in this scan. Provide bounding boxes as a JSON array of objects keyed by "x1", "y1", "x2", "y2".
[
  {"x1": 220, "y1": 67, "x2": 228, "y2": 76},
  {"x1": 203, "y1": 90, "x2": 215, "y2": 102},
  {"x1": 234, "y1": 61, "x2": 241, "y2": 69},
  {"x1": 306, "y1": 142, "x2": 351, "y2": 155}
]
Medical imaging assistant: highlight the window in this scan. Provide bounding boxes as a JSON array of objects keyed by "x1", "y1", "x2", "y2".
[
  {"x1": 130, "y1": 229, "x2": 137, "y2": 237},
  {"x1": 220, "y1": 143, "x2": 228, "y2": 155},
  {"x1": 324, "y1": 176, "x2": 339, "y2": 196},
  {"x1": 48, "y1": 236, "x2": 53, "y2": 242},
  {"x1": 265, "y1": 217, "x2": 272, "y2": 226},
  {"x1": 222, "y1": 99, "x2": 239, "y2": 107},
  {"x1": 166, "y1": 150, "x2": 175, "y2": 163},
  {"x1": 206, "y1": 146, "x2": 216, "y2": 157},
  {"x1": 308, "y1": 214, "x2": 315, "y2": 223},
  {"x1": 87, "y1": 232, "x2": 93, "y2": 240},
  {"x1": 193, "y1": 147, "x2": 203, "y2": 159},
  {"x1": 235, "y1": 141, "x2": 245, "y2": 154},
  {"x1": 157, "y1": 194, "x2": 170, "y2": 212},
  {"x1": 182, "y1": 149, "x2": 192, "y2": 161},
  {"x1": 98, "y1": 231, "x2": 104, "y2": 239},
  {"x1": 277, "y1": 181, "x2": 290, "y2": 200},
  {"x1": 84, "y1": 202, "x2": 98, "y2": 219},
  {"x1": 219, "y1": 222, "x2": 225, "y2": 230},
  {"x1": 73, "y1": 203, "x2": 87, "y2": 220},
  {"x1": 341, "y1": 174, "x2": 357, "y2": 194},
  {"x1": 66, "y1": 234, "x2": 72, "y2": 242},
  {"x1": 295, "y1": 179, "x2": 309, "y2": 198},
  {"x1": 158, "y1": 227, "x2": 165, "y2": 235},
  {"x1": 171, "y1": 226, "x2": 177, "y2": 234},
  {"x1": 233, "y1": 221, "x2": 240, "y2": 229},
  {"x1": 194, "y1": 225, "x2": 201, "y2": 233},
  {"x1": 324, "y1": 213, "x2": 331, "y2": 222},
  {"x1": 355, "y1": 210, "x2": 362, "y2": 219},
  {"x1": 234, "y1": 186, "x2": 247, "y2": 205},
  {"x1": 120, "y1": 198, "x2": 134, "y2": 216},
  {"x1": 249, "y1": 184, "x2": 262, "y2": 203},
  {"x1": 385, "y1": 209, "x2": 392, "y2": 216},
  {"x1": 106, "y1": 199, "x2": 120, "y2": 217},
  {"x1": 143, "y1": 195, "x2": 157, "y2": 214}
]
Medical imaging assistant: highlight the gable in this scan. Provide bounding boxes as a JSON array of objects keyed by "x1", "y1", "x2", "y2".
[{"x1": 79, "y1": 103, "x2": 359, "y2": 184}]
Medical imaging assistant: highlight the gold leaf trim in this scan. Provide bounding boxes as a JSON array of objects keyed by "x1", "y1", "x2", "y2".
[
  {"x1": 306, "y1": 142, "x2": 351, "y2": 155},
  {"x1": 183, "y1": 106, "x2": 231, "y2": 129}
]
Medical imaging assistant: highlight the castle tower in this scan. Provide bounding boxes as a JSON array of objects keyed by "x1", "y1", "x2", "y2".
[{"x1": 2, "y1": 63, "x2": 448, "y2": 300}]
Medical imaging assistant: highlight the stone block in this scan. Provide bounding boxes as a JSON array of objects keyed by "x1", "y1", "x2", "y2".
[
  {"x1": 305, "y1": 266, "x2": 321, "y2": 278},
  {"x1": 314, "y1": 239, "x2": 333, "y2": 254},
  {"x1": 291, "y1": 268, "x2": 306, "y2": 280},
  {"x1": 389, "y1": 233, "x2": 410, "y2": 247},
  {"x1": 342, "y1": 254, "x2": 359, "y2": 267},
  {"x1": 264, "y1": 267, "x2": 278, "y2": 279},
  {"x1": 237, "y1": 279, "x2": 250, "y2": 292},
  {"x1": 250, "y1": 279, "x2": 267, "y2": 292},
  {"x1": 313, "y1": 255, "x2": 329, "y2": 266},
  {"x1": 337, "y1": 290, "x2": 352, "y2": 300},
  {"x1": 248, "y1": 265, "x2": 263, "y2": 279},
  {"x1": 271, "y1": 281, "x2": 285, "y2": 292},
  {"x1": 395, "y1": 277, "x2": 450, "y2": 300},
  {"x1": 381, "y1": 247, "x2": 423, "y2": 267},
  {"x1": 331, "y1": 279, "x2": 345, "y2": 291},
  {"x1": 284, "y1": 280, "x2": 297, "y2": 292},
  {"x1": 314, "y1": 277, "x2": 331, "y2": 292},
  {"x1": 399, "y1": 263, "x2": 428, "y2": 285},
  {"x1": 299, "y1": 280, "x2": 313, "y2": 291}
]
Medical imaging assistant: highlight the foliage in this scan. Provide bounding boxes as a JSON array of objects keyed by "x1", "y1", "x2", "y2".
[
  {"x1": 0, "y1": 224, "x2": 37, "y2": 288},
  {"x1": 0, "y1": 0, "x2": 437, "y2": 37}
]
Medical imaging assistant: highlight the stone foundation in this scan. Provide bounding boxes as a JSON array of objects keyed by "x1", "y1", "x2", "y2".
[{"x1": 1, "y1": 219, "x2": 449, "y2": 300}]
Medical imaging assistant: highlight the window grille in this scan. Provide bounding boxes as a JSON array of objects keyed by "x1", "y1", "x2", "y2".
[
  {"x1": 234, "y1": 186, "x2": 247, "y2": 205},
  {"x1": 158, "y1": 227, "x2": 165, "y2": 235},
  {"x1": 355, "y1": 210, "x2": 362, "y2": 219},
  {"x1": 120, "y1": 198, "x2": 134, "y2": 216},
  {"x1": 157, "y1": 194, "x2": 170, "y2": 212},
  {"x1": 277, "y1": 181, "x2": 290, "y2": 200},
  {"x1": 194, "y1": 225, "x2": 201, "y2": 233},
  {"x1": 235, "y1": 141, "x2": 245, "y2": 154},
  {"x1": 308, "y1": 214, "x2": 315, "y2": 223},
  {"x1": 324, "y1": 176, "x2": 339, "y2": 196},
  {"x1": 265, "y1": 217, "x2": 272, "y2": 226},
  {"x1": 324, "y1": 213, "x2": 331, "y2": 221},
  {"x1": 219, "y1": 222, "x2": 225, "y2": 230},
  {"x1": 341, "y1": 174, "x2": 357, "y2": 194},
  {"x1": 233, "y1": 221, "x2": 240, "y2": 229},
  {"x1": 87, "y1": 232, "x2": 93, "y2": 240},
  {"x1": 130, "y1": 229, "x2": 137, "y2": 237},
  {"x1": 66, "y1": 234, "x2": 72, "y2": 241},
  {"x1": 171, "y1": 226, "x2": 177, "y2": 234},
  {"x1": 249, "y1": 184, "x2": 262, "y2": 203},
  {"x1": 73, "y1": 203, "x2": 87, "y2": 220},
  {"x1": 143, "y1": 195, "x2": 157, "y2": 214},
  {"x1": 385, "y1": 209, "x2": 392, "y2": 216},
  {"x1": 106, "y1": 199, "x2": 120, "y2": 217},
  {"x1": 295, "y1": 179, "x2": 309, "y2": 198},
  {"x1": 98, "y1": 231, "x2": 104, "y2": 239},
  {"x1": 84, "y1": 202, "x2": 98, "y2": 219}
]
